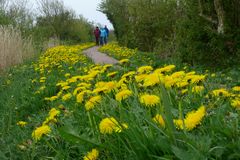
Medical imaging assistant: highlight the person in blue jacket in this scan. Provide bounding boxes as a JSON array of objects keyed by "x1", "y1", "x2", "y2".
[
  {"x1": 100, "y1": 27, "x2": 107, "y2": 46},
  {"x1": 104, "y1": 25, "x2": 109, "y2": 44}
]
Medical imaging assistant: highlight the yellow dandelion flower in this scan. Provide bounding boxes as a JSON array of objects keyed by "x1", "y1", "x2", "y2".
[
  {"x1": 99, "y1": 117, "x2": 119, "y2": 134},
  {"x1": 232, "y1": 86, "x2": 240, "y2": 92},
  {"x1": 137, "y1": 66, "x2": 153, "y2": 74},
  {"x1": 189, "y1": 75, "x2": 206, "y2": 84},
  {"x1": 212, "y1": 88, "x2": 230, "y2": 97},
  {"x1": 153, "y1": 114, "x2": 165, "y2": 127},
  {"x1": 17, "y1": 121, "x2": 27, "y2": 127},
  {"x1": 174, "y1": 106, "x2": 206, "y2": 131},
  {"x1": 192, "y1": 86, "x2": 204, "y2": 94},
  {"x1": 154, "y1": 65, "x2": 176, "y2": 73},
  {"x1": 64, "y1": 73, "x2": 71, "y2": 77},
  {"x1": 143, "y1": 73, "x2": 162, "y2": 87},
  {"x1": 122, "y1": 71, "x2": 136, "y2": 79},
  {"x1": 181, "y1": 89, "x2": 188, "y2": 94},
  {"x1": 83, "y1": 148, "x2": 99, "y2": 160},
  {"x1": 49, "y1": 96, "x2": 58, "y2": 101},
  {"x1": 62, "y1": 86, "x2": 71, "y2": 90},
  {"x1": 231, "y1": 99, "x2": 240, "y2": 109},
  {"x1": 32, "y1": 125, "x2": 51, "y2": 141},
  {"x1": 77, "y1": 82, "x2": 91, "y2": 88},
  {"x1": 49, "y1": 108, "x2": 61, "y2": 119},
  {"x1": 62, "y1": 93, "x2": 72, "y2": 101},
  {"x1": 163, "y1": 76, "x2": 175, "y2": 88},
  {"x1": 135, "y1": 74, "x2": 148, "y2": 83},
  {"x1": 115, "y1": 89, "x2": 133, "y2": 101},
  {"x1": 107, "y1": 71, "x2": 118, "y2": 77},
  {"x1": 139, "y1": 94, "x2": 160, "y2": 107},
  {"x1": 85, "y1": 96, "x2": 102, "y2": 111},
  {"x1": 119, "y1": 59, "x2": 129, "y2": 64},
  {"x1": 171, "y1": 71, "x2": 185, "y2": 79},
  {"x1": 73, "y1": 87, "x2": 86, "y2": 96},
  {"x1": 99, "y1": 117, "x2": 127, "y2": 134},
  {"x1": 176, "y1": 81, "x2": 189, "y2": 88}
]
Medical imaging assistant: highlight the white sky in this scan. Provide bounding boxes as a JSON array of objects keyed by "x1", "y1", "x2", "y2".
[
  {"x1": 29, "y1": 0, "x2": 113, "y2": 29},
  {"x1": 62, "y1": 0, "x2": 113, "y2": 29}
]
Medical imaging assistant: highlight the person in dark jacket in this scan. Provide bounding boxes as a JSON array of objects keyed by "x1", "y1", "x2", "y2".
[
  {"x1": 104, "y1": 25, "x2": 109, "y2": 44},
  {"x1": 94, "y1": 27, "x2": 100, "y2": 45}
]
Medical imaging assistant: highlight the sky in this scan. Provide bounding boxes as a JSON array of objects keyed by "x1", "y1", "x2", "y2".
[
  {"x1": 29, "y1": 0, "x2": 113, "y2": 29},
  {"x1": 62, "y1": 0, "x2": 113, "y2": 29}
]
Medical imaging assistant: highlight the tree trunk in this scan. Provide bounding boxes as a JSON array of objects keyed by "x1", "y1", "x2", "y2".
[{"x1": 214, "y1": 0, "x2": 225, "y2": 34}]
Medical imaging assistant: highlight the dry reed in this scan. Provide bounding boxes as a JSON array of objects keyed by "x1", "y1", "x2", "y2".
[{"x1": 0, "y1": 25, "x2": 34, "y2": 70}]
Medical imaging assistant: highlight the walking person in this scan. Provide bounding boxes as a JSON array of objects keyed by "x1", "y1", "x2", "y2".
[
  {"x1": 93, "y1": 26, "x2": 100, "y2": 45},
  {"x1": 104, "y1": 25, "x2": 109, "y2": 44},
  {"x1": 100, "y1": 27, "x2": 107, "y2": 46}
]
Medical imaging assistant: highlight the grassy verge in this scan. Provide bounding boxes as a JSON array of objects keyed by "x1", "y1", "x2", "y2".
[{"x1": 0, "y1": 42, "x2": 240, "y2": 159}]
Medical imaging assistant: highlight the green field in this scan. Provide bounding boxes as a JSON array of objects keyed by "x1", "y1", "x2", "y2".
[{"x1": 0, "y1": 42, "x2": 239, "y2": 160}]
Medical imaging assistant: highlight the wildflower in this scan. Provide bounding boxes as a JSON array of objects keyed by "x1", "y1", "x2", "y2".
[
  {"x1": 62, "y1": 86, "x2": 71, "y2": 90},
  {"x1": 181, "y1": 89, "x2": 188, "y2": 95},
  {"x1": 76, "y1": 91, "x2": 91, "y2": 103},
  {"x1": 154, "y1": 65, "x2": 176, "y2": 73},
  {"x1": 139, "y1": 94, "x2": 160, "y2": 107},
  {"x1": 43, "y1": 108, "x2": 61, "y2": 125},
  {"x1": 189, "y1": 75, "x2": 206, "y2": 84},
  {"x1": 49, "y1": 108, "x2": 60, "y2": 119},
  {"x1": 77, "y1": 82, "x2": 91, "y2": 88},
  {"x1": 73, "y1": 87, "x2": 86, "y2": 96},
  {"x1": 56, "y1": 82, "x2": 69, "y2": 87},
  {"x1": 176, "y1": 81, "x2": 189, "y2": 88},
  {"x1": 62, "y1": 93, "x2": 72, "y2": 101},
  {"x1": 94, "y1": 81, "x2": 117, "y2": 94},
  {"x1": 39, "y1": 86, "x2": 46, "y2": 91},
  {"x1": 32, "y1": 125, "x2": 51, "y2": 141},
  {"x1": 107, "y1": 71, "x2": 118, "y2": 77},
  {"x1": 171, "y1": 71, "x2": 185, "y2": 79},
  {"x1": 153, "y1": 114, "x2": 165, "y2": 127},
  {"x1": 99, "y1": 117, "x2": 127, "y2": 134},
  {"x1": 119, "y1": 59, "x2": 129, "y2": 64},
  {"x1": 143, "y1": 73, "x2": 162, "y2": 87},
  {"x1": 135, "y1": 74, "x2": 148, "y2": 83},
  {"x1": 137, "y1": 66, "x2": 153, "y2": 74},
  {"x1": 122, "y1": 71, "x2": 136, "y2": 79},
  {"x1": 83, "y1": 148, "x2": 99, "y2": 160},
  {"x1": 192, "y1": 86, "x2": 204, "y2": 94},
  {"x1": 232, "y1": 86, "x2": 240, "y2": 92},
  {"x1": 115, "y1": 89, "x2": 133, "y2": 101},
  {"x1": 231, "y1": 99, "x2": 240, "y2": 109},
  {"x1": 49, "y1": 96, "x2": 58, "y2": 101},
  {"x1": 212, "y1": 88, "x2": 230, "y2": 97},
  {"x1": 163, "y1": 76, "x2": 175, "y2": 88},
  {"x1": 65, "y1": 73, "x2": 71, "y2": 77},
  {"x1": 174, "y1": 106, "x2": 206, "y2": 131},
  {"x1": 85, "y1": 96, "x2": 102, "y2": 111},
  {"x1": 17, "y1": 121, "x2": 27, "y2": 127}
]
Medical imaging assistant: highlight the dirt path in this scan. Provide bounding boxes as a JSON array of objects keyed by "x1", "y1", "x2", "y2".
[{"x1": 83, "y1": 46, "x2": 119, "y2": 65}]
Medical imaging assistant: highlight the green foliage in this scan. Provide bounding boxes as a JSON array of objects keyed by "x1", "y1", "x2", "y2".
[
  {"x1": 100, "y1": 0, "x2": 178, "y2": 53},
  {"x1": 100, "y1": 0, "x2": 240, "y2": 67},
  {"x1": 1, "y1": 43, "x2": 239, "y2": 159},
  {"x1": 176, "y1": 0, "x2": 240, "y2": 67}
]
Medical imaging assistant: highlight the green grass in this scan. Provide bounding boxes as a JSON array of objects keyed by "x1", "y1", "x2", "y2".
[{"x1": 0, "y1": 43, "x2": 240, "y2": 160}]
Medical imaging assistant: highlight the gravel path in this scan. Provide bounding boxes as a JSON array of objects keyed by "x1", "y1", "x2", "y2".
[{"x1": 83, "y1": 46, "x2": 119, "y2": 65}]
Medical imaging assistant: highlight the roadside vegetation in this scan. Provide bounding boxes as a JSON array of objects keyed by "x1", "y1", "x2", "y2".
[
  {"x1": 0, "y1": 0, "x2": 240, "y2": 159},
  {"x1": 1, "y1": 42, "x2": 239, "y2": 159},
  {"x1": 0, "y1": 0, "x2": 94, "y2": 70}
]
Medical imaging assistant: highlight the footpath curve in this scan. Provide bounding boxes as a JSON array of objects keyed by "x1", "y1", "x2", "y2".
[{"x1": 83, "y1": 46, "x2": 118, "y2": 65}]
